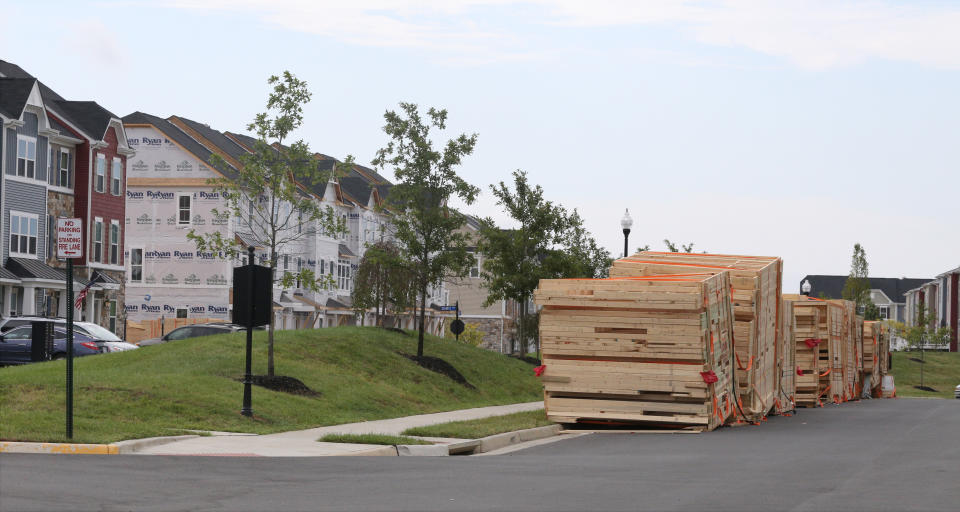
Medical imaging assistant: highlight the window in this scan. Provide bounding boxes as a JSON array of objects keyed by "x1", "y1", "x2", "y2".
[
  {"x1": 247, "y1": 199, "x2": 254, "y2": 226},
  {"x1": 10, "y1": 212, "x2": 38, "y2": 256},
  {"x1": 176, "y1": 308, "x2": 188, "y2": 319},
  {"x1": 468, "y1": 250, "x2": 480, "y2": 278},
  {"x1": 111, "y1": 158, "x2": 122, "y2": 195},
  {"x1": 108, "y1": 300, "x2": 117, "y2": 333},
  {"x1": 95, "y1": 155, "x2": 105, "y2": 192},
  {"x1": 320, "y1": 260, "x2": 325, "y2": 274},
  {"x1": 94, "y1": 218, "x2": 103, "y2": 262},
  {"x1": 16, "y1": 136, "x2": 36, "y2": 178},
  {"x1": 296, "y1": 258, "x2": 302, "y2": 288},
  {"x1": 58, "y1": 149, "x2": 71, "y2": 188},
  {"x1": 329, "y1": 260, "x2": 335, "y2": 276},
  {"x1": 178, "y1": 194, "x2": 191, "y2": 225},
  {"x1": 130, "y1": 248, "x2": 143, "y2": 282},
  {"x1": 338, "y1": 259, "x2": 351, "y2": 290},
  {"x1": 878, "y1": 305, "x2": 889, "y2": 320},
  {"x1": 110, "y1": 221, "x2": 120, "y2": 264}
]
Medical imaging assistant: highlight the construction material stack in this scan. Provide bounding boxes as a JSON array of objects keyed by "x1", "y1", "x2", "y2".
[
  {"x1": 784, "y1": 295, "x2": 847, "y2": 405},
  {"x1": 778, "y1": 299, "x2": 796, "y2": 413},
  {"x1": 610, "y1": 252, "x2": 784, "y2": 419},
  {"x1": 862, "y1": 320, "x2": 883, "y2": 396},
  {"x1": 789, "y1": 300, "x2": 821, "y2": 406},
  {"x1": 534, "y1": 274, "x2": 737, "y2": 431},
  {"x1": 854, "y1": 317, "x2": 864, "y2": 397},
  {"x1": 828, "y1": 300, "x2": 859, "y2": 402}
]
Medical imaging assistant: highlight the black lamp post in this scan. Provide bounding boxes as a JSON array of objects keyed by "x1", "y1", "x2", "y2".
[{"x1": 620, "y1": 209, "x2": 633, "y2": 258}]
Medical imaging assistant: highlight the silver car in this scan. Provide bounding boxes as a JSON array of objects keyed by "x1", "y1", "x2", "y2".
[{"x1": 955, "y1": 384, "x2": 960, "y2": 399}]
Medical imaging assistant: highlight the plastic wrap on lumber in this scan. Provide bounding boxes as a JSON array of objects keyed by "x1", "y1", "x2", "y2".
[
  {"x1": 609, "y1": 252, "x2": 782, "y2": 421},
  {"x1": 534, "y1": 273, "x2": 737, "y2": 431}
]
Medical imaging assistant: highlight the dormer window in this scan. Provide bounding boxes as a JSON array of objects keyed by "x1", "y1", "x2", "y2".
[{"x1": 17, "y1": 136, "x2": 36, "y2": 179}]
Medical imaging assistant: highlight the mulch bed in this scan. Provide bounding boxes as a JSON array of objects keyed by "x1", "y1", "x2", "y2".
[
  {"x1": 236, "y1": 375, "x2": 321, "y2": 397},
  {"x1": 908, "y1": 357, "x2": 926, "y2": 364},
  {"x1": 508, "y1": 354, "x2": 541, "y2": 365},
  {"x1": 399, "y1": 353, "x2": 475, "y2": 390},
  {"x1": 913, "y1": 385, "x2": 938, "y2": 392}
]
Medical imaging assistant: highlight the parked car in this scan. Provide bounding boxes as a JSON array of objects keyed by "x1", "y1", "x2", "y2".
[
  {"x1": 138, "y1": 323, "x2": 246, "y2": 346},
  {"x1": 0, "y1": 327, "x2": 101, "y2": 365},
  {"x1": 0, "y1": 317, "x2": 128, "y2": 343},
  {"x1": 955, "y1": 384, "x2": 960, "y2": 399},
  {"x1": 0, "y1": 316, "x2": 65, "y2": 333}
]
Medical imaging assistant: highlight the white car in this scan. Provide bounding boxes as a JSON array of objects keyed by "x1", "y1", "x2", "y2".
[{"x1": 955, "y1": 384, "x2": 960, "y2": 399}]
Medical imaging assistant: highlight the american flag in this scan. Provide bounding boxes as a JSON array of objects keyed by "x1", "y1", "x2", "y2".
[{"x1": 74, "y1": 280, "x2": 94, "y2": 310}]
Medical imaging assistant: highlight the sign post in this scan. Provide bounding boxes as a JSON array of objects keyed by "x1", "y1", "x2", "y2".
[
  {"x1": 232, "y1": 246, "x2": 272, "y2": 417},
  {"x1": 449, "y1": 301, "x2": 464, "y2": 342},
  {"x1": 57, "y1": 218, "x2": 82, "y2": 439}
]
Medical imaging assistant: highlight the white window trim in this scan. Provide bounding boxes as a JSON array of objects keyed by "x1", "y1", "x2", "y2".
[
  {"x1": 16, "y1": 135, "x2": 37, "y2": 179},
  {"x1": 177, "y1": 193, "x2": 192, "y2": 226},
  {"x1": 111, "y1": 157, "x2": 122, "y2": 196},
  {"x1": 109, "y1": 220, "x2": 120, "y2": 265},
  {"x1": 129, "y1": 246, "x2": 144, "y2": 283},
  {"x1": 9, "y1": 211, "x2": 39, "y2": 259},
  {"x1": 93, "y1": 217, "x2": 104, "y2": 263},
  {"x1": 95, "y1": 154, "x2": 106, "y2": 193},
  {"x1": 57, "y1": 147, "x2": 72, "y2": 189}
]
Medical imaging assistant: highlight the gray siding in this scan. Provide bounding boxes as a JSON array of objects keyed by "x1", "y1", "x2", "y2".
[
  {"x1": 4, "y1": 113, "x2": 47, "y2": 179},
  {"x1": 3, "y1": 180, "x2": 47, "y2": 262}
]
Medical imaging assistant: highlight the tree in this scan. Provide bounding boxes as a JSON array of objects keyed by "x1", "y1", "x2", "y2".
[
  {"x1": 372, "y1": 103, "x2": 479, "y2": 361},
  {"x1": 557, "y1": 210, "x2": 613, "y2": 279},
  {"x1": 477, "y1": 170, "x2": 569, "y2": 355},
  {"x1": 352, "y1": 240, "x2": 416, "y2": 327},
  {"x1": 842, "y1": 243, "x2": 875, "y2": 318},
  {"x1": 889, "y1": 301, "x2": 952, "y2": 389},
  {"x1": 188, "y1": 71, "x2": 344, "y2": 377}
]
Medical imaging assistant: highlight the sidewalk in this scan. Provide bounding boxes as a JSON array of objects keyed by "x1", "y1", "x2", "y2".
[{"x1": 134, "y1": 401, "x2": 545, "y2": 456}]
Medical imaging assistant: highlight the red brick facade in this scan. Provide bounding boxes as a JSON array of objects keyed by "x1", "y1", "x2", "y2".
[{"x1": 76, "y1": 126, "x2": 125, "y2": 267}]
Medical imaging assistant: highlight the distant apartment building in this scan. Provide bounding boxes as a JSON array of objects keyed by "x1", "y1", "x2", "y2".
[
  {"x1": 799, "y1": 275, "x2": 930, "y2": 323},
  {"x1": 903, "y1": 265, "x2": 959, "y2": 352}
]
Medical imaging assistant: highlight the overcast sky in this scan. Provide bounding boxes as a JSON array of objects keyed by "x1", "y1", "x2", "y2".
[{"x1": 3, "y1": 0, "x2": 958, "y2": 291}]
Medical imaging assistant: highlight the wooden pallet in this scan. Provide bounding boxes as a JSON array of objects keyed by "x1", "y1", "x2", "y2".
[
  {"x1": 777, "y1": 298, "x2": 796, "y2": 413},
  {"x1": 610, "y1": 252, "x2": 783, "y2": 421},
  {"x1": 784, "y1": 295, "x2": 851, "y2": 406},
  {"x1": 534, "y1": 273, "x2": 737, "y2": 431},
  {"x1": 828, "y1": 300, "x2": 859, "y2": 402}
]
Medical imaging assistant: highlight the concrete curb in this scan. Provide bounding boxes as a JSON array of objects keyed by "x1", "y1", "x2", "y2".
[
  {"x1": 0, "y1": 435, "x2": 199, "y2": 455},
  {"x1": 475, "y1": 424, "x2": 562, "y2": 454},
  {"x1": 342, "y1": 445, "x2": 399, "y2": 456}
]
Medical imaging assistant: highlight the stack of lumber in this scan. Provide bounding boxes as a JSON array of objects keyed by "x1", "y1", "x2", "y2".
[
  {"x1": 854, "y1": 316, "x2": 864, "y2": 396},
  {"x1": 862, "y1": 321, "x2": 883, "y2": 396},
  {"x1": 828, "y1": 300, "x2": 858, "y2": 402},
  {"x1": 789, "y1": 299, "x2": 821, "y2": 406},
  {"x1": 783, "y1": 295, "x2": 847, "y2": 406},
  {"x1": 778, "y1": 299, "x2": 796, "y2": 413},
  {"x1": 534, "y1": 273, "x2": 737, "y2": 431},
  {"x1": 610, "y1": 252, "x2": 783, "y2": 420},
  {"x1": 877, "y1": 323, "x2": 890, "y2": 379}
]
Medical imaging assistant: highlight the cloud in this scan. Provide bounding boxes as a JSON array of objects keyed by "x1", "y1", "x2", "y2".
[{"x1": 161, "y1": 0, "x2": 960, "y2": 69}]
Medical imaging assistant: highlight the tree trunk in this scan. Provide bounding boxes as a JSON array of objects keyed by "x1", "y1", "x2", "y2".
[
  {"x1": 417, "y1": 282, "x2": 428, "y2": 361},
  {"x1": 519, "y1": 296, "x2": 527, "y2": 356}
]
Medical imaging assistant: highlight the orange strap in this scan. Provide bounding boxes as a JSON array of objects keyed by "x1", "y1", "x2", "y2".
[
  {"x1": 736, "y1": 353, "x2": 754, "y2": 371},
  {"x1": 819, "y1": 368, "x2": 831, "y2": 377}
]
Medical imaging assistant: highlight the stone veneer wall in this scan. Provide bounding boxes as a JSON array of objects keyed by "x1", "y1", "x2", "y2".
[{"x1": 464, "y1": 317, "x2": 516, "y2": 353}]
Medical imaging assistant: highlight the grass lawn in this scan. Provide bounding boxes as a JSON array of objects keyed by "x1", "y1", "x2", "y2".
[
  {"x1": 402, "y1": 409, "x2": 551, "y2": 439},
  {"x1": 890, "y1": 351, "x2": 960, "y2": 399},
  {"x1": 0, "y1": 327, "x2": 542, "y2": 443},
  {"x1": 317, "y1": 433, "x2": 432, "y2": 445}
]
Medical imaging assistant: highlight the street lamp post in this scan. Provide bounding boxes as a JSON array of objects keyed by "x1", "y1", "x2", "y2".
[
  {"x1": 620, "y1": 209, "x2": 633, "y2": 258},
  {"x1": 801, "y1": 279, "x2": 812, "y2": 296}
]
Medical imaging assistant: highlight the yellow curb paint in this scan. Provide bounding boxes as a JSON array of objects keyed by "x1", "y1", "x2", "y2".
[{"x1": 0, "y1": 442, "x2": 118, "y2": 454}]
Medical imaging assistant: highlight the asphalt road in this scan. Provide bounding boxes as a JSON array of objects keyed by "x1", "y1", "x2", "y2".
[{"x1": 2, "y1": 398, "x2": 957, "y2": 512}]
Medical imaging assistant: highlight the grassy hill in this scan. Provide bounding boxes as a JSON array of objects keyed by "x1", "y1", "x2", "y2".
[
  {"x1": 890, "y1": 351, "x2": 960, "y2": 399},
  {"x1": 0, "y1": 327, "x2": 542, "y2": 443}
]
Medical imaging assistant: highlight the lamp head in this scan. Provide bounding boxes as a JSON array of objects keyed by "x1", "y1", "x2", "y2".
[{"x1": 620, "y1": 209, "x2": 633, "y2": 231}]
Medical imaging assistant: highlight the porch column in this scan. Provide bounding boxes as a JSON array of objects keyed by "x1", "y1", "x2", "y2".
[
  {"x1": 22, "y1": 285, "x2": 36, "y2": 315},
  {"x1": 85, "y1": 291, "x2": 96, "y2": 323},
  {"x1": 3, "y1": 286, "x2": 12, "y2": 316}
]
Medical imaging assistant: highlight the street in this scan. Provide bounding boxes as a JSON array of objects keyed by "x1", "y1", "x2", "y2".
[{"x1": 1, "y1": 398, "x2": 957, "y2": 512}]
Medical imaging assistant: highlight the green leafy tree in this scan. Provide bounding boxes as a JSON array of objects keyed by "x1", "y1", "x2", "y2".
[
  {"x1": 663, "y1": 239, "x2": 697, "y2": 253},
  {"x1": 372, "y1": 103, "x2": 479, "y2": 361},
  {"x1": 842, "y1": 243, "x2": 876, "y2": 318},
  {"x1": 477, "y1": 170, "x2": 569, "y2": 355},
  {"x1": 889, "y1": 301, "x2": 952, "y2": 389},
  {"x1": 352, "y1": 240, "x2": 415, "y2": 327},
  {"x1": 188, "y1": 71, "x2": 344, "y2": 377}
]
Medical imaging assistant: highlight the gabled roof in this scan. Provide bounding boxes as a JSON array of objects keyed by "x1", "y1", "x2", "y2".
[
  {"x1": 338, "y1": 243, "x2": 356, "y2": 258},
  {"x1": 50, "y1": 100, "x2": 118, "y2": 141},
  {"x1": 123, "y1": 111, "x2": 237, "y2": 180},
  {"x1": 47, "y1": 115, "x2": 77, "y2": 138},
  {"x1": 800, "y1": 275, "x2": 933, "y2": 304},
  {"x1": 172, "y1": 116, "x2": 250, "y2": 163},
  {"x1": 0, "y1": 78, "x2": 36, "y2": 119}
]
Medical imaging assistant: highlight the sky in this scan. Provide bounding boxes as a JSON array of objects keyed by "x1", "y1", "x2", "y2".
[{"x1": 2, "y1": 0, "x2": 958, "y2": 291}]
